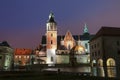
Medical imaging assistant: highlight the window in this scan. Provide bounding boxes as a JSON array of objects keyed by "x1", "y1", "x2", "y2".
[
  {"x1": 51, "y1": 33, "x2": 53, "y2": 37},
  {"x1": 27, "y1": 56, "x2": 29, "y2": 58},
  {"x1": 51, "y1": 57, "x2": 53, "y2": 62},
  {"x1": 94, "y1": 44, "x2": 96, "y2": 48},
  {"x1": 51, "y1": 26, "x2": 53, "y2": 30},
  {"x1": 92, "y1": 52, "x2": 94, "y2": 57},
  {"x1": 51, "y1": 40, "x2": 53, "y2": 44},
  {"x1": 15, "y1": 56, "x2": 18, "y2": 58},
  {"x1": 19, "y1": 56, "x2": 21, "y2": 58},
  {"x1": 85, "y1": 43, "x2": 88, "y2": 49},
  {"x1": 98, "y1": 50, "x2": 100, "y2": 56},
  {"x1": 95, "y1": 52, "x2": 97, "y2": 56}
]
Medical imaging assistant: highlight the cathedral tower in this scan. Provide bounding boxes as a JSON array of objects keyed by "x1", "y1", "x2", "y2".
[{"x1": 46, "y1": 12, "x2": 57, "y2": 64}]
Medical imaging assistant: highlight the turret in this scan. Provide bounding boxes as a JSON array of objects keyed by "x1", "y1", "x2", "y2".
[{"x1": 46, "y1": 12, "x2": 57, "y2": 31}]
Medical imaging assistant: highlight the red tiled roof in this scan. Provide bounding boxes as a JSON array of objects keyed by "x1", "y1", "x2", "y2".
[{"x1": 14, "y1": 48, "x2": 32, "y2": 55}]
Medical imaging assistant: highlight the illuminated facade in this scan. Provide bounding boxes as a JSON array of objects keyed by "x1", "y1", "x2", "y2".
[
  {"x1": 14, "y1": 48, "x2": 32, "y2": 66},
  {"x1": 34, "y1": 45, "x2": 46, "y2": 64},
  {"x1": 46, "y1": 12, "x2": 57, "y2": 64},
  {"x1": 0, "y1": 41, "x2": 13, "y2": 71},
  {"x1": 70, "y1": 39, "x2": 90, "y2": 64},
  {"x1": 37, "y1": 12, "x2": 94, "y2": 65},
  {"x1": 64, "y1": 31, "x2": 76, "y2": 50},
  {"x1": 90, "y1": 27, "x2": 120, "y2": 77}
]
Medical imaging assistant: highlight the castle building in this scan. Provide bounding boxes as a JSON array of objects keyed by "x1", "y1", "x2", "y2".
[
  {"x1": 35, "y1": 12, "x2": 94, "y2": 65},
  {"x1": 0, "y1": 41, "x2": 13, "y2": 70},
  {"x1": 90, "y1": 27, "x2": 120, "y2": 78},
  {"x1": 14, "y1": 48, "x2": 32, "y2": 66}
]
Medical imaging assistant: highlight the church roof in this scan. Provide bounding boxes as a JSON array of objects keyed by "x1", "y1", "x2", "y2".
[
  {"x1": 47, "y1": 12, "x2": 56, "y2": 23},
  {"x1": 48, "y1": 16, "x2": 56, "y2": 23},
  {"x1": 0, "y1": 41, "x2": 10, "y2": 47},
  {"x1": 14, "y1": 48, "x2": 32, "y2": 55}
]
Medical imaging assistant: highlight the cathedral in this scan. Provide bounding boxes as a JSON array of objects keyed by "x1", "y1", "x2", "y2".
[{"x1": 35, "y1": 12, "x2": 94, "y2": 65}]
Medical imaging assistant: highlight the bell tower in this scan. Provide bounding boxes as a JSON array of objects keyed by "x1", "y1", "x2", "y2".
[{"x1": 46, "y1": 12, "x2": 57, "y2": 64}]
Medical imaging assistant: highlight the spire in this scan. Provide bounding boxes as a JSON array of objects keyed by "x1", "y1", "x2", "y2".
[
  {"x1": 84, "y1": 23, "x2": 88, "y2": 33},
  {"x1": 49, "y1": 11, "x2": 54, "y2": 19},
  {"x1": 77, "y1": 35, "x2": 81, "y2": 45},
  {"x1": 48, "y1": 11, "x2": 56, "y2": 23}
]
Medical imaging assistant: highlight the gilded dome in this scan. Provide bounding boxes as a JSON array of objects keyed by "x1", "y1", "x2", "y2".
[{"x1": 71, "y1": 45, "x2": 85, "y2": 54}]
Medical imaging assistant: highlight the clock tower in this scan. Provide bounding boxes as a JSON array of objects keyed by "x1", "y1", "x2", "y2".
[{"x1": 46, "y1": 12, "x2": 57, "y2": 64}]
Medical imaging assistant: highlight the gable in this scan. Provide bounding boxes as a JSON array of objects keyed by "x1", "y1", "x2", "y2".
[{"x1": 64, "y1": 31, "x2": 75, "y2": 41}]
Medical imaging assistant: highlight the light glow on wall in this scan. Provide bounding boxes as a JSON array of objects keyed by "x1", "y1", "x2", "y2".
[
  {"x1": 19, "y1": 56, "x2": 21, "y2": 58},
  {"x1": 15, "y1": 56, "x2": 18, "y2": 58},
  {"x1": 47, "y1": 49, "x2": 56, "y2": 64},
  {"x1": 107, "y1": 58, "x2": 116, "y2": 66},
  {"x1": 98, "y1": 59, "x2": 103, "y2": 66},
  {"x1": 93, "y1": 60, "x2": 96, "y2": 63}
]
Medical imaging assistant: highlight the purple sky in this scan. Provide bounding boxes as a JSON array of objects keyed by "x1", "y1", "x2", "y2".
[{"x1": 0, "y1": 0, "x2": 120, "y2": 49}]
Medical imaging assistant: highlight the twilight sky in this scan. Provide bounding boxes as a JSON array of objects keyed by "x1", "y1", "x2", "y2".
[{"x1": 0, "y1": 0, "x2": 120, "y2": 49}]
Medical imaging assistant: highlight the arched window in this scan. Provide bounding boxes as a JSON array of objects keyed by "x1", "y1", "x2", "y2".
[
  {"x1": 98, "y1": 59, "x2": 103, "y2": 66},
  {"x1": 51, "y1": 26, "x2": 53, "y2": 30},
  {"x1": 107, "y1": 58, "x2": 116, "y2": 66}
]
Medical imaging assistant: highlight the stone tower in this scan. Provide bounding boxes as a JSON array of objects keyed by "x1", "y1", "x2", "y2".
[{"x1": 46, "y1": 12, "x2": 57, "y2": 65}]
